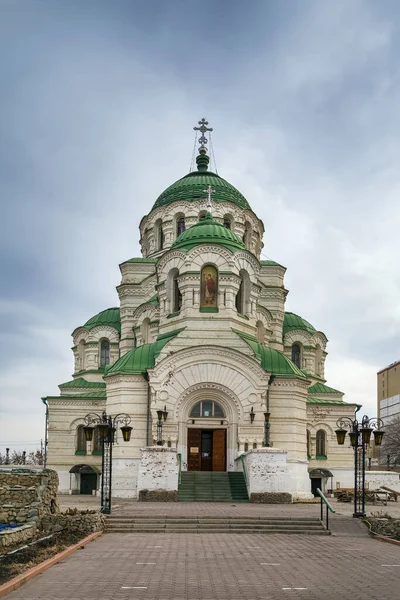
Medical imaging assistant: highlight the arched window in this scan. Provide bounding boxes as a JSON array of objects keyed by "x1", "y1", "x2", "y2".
[
  {"x1": 141, "y1": 318, "x2": 150, "y2": 344},
  {"x1": 307, "y1": 430, "x2": 311, "y2": 459},
  {"x1": 155, "y1": 220, "x2": 164, "y2": 251},
  {"x1": 176, "y1": 217, "x2": 185, "y2": 237},
  {"x1": 200, "y1": 265, "x2": 218, "y2": 309},
  {"x1": 100, "y1": 340, "x2": 110, "y2": 368},
  {"x1": 76, "y1": 425, "x2": 86, "y2": 453},
  {"x1": 78, "y1": 340, "x2": 85, "y2": 370},
  {"x1": 256, "y1": 320, "x2": 265, "y2": 344},
  {"x1": 190, "y1": 401, "x2": 225, "y2": 418},
  {"x1": 236, "y1": 279, "x2": 244, "y2": 313},
  {"x1": 316, "y1": 430, "x2": 326, "y2": 458},
  {"x1": 236, "y1": 270, "x2": 250, "y2": 315},
  {"x1": 243, "y1": 222, "x2": 252, "y2": 249},
  {"x1": 199, "y1": 211, "x2": 207, "y2": 221},
  {"x1": 173, "y1": 273, "x2": 182, "y2": 312},
  {"x1": 291, "y1": 344, "x2": 301, "y2": 368},
  {"x1": 315, "y1": 344, "x2": 322, "y2": 376},
  {"x1": 223, "y1": 215, "x2": 231, "y2": 229}
]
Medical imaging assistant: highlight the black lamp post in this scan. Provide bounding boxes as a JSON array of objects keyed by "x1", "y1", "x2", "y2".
[
  {"x1": 83, "y1": 411, "x2": 132, "y2": 514},
  {"x1": 263, "y1": 412, "x2": 271, "y2": 447},
  {"x1": 156, "y1": 406, "x2": 168, "y2": 445},
  {"x1": 335, "y1": 415, "x2": 384, "y2": 518}
]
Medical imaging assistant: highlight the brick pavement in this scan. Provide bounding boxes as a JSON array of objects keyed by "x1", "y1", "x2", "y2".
[{"x1": 4, "y1": 528, "x2": 400, "y2": 600}]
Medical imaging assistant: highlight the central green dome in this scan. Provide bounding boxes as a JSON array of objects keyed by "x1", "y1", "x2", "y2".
[
  {"x1": 152, "y1": 151, "x2": 251, "y2": 211},
  {"x1": 171, "y1": 212, "x2": 246, "y2": 253}
]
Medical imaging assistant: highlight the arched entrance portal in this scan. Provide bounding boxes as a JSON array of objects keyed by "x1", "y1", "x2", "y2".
[
  {"x1": 187, "y1": 401, "x2": 227, "y2": 471},
  {"x1": 69, "y1": 464, "x2": 100, "y2": 495}
]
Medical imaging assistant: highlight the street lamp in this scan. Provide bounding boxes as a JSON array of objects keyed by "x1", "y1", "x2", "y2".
[
  {"x1": 335, "y1": 415, "x2": 384, "y2": 518},
  {"x1": 83, "y1": 411, "x2": 132, "y2": 514},
  {"x1": 156, "y1": 406, "x2": 168, "y2": 445}
]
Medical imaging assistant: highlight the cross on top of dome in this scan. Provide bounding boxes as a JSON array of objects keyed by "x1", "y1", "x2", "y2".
[{"x1": 194, "y1": 118, "x2": 213, "y2": 153}]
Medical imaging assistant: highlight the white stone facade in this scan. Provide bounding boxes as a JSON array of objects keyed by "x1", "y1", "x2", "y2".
[{"x1": 45, "y1": 137, "x2": 358, "y2": 501}]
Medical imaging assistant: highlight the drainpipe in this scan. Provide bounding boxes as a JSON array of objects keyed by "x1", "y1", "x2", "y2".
[{"x1": 41, "y1": 397, "x2": 49, "y2": 467}]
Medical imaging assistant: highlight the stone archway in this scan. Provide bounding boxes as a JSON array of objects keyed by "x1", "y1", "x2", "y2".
[{"x1": 177, "y1": 384, "x2": 240, "y2": 472}]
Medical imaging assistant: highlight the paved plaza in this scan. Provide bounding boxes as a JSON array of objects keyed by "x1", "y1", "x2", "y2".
[
  {"x1": 4, "y1": 528, "x2": 400, "y2": 600},
  {"x1": 3, "y1": 497, "x2": 400, "y2": 600}
]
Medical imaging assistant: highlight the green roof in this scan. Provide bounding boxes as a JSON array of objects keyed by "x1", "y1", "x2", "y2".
[
  {"x1": 260, "y1": 259, "x2": 285, "y2": 268},
  {"x1": 105, "y1": 329, "x2": 185, "y2": 376},
  {"x1": 152, "y1": 150, "x2": 251, "y2": 211},
  {"x1": 283, "y1": 312, "x2": 316, "y2": 336},
  {"x1": 72, "y1": 391, "x2": 107, "y2": 399},
  {"x1": 233, "y1": 329, "x2": 306, "y2": 378},
  {"x1": 307, "y1": 397, "x2": 358, "y2": 406},
  {"x1": 59, "y1": 378, "x2": 106, "y2": 389},
  {"x1": 171, "y1": 212, "x2": 246, "y2": 253},
  {"x1": 83, "y1": 308, "x2": 121, "y2": 334},
  {"x1": 309, "y1": 382, "x2": 343, "y2": 395},
  {"x1": 124, "y1": 258, "x2": 157, "y2": 263}
]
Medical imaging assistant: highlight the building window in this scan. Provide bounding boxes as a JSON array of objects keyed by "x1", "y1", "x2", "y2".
[
  {"x1": 141, "y1": 318, "x2": 150, "y2": 344},
  {"x1": 173, "y1": 274, "x2": 182, "y2": 312},
  {"x1": 199, "y1": 211, "x2": 207, "y2": 221},
  {"x1": 223, "y1": 216, "x2": 231, "y2": 229},
  {"x1": 316, "y1": 430, "x2": 326, "y2": 458},
  {"x1": 315, "y1": 344, "x2": 322, "y2": 375},
  {"x1": 155, "y1": 219, "x2": 164, "y2": 251},
  {"x1": 307, "y1": 430, "x2": 311, "y2": 459},
  {"x1": 190, "y1": 401, "x2": 225, "y2": 418},
  {"x1": 243, "y1": 222, "x2": 252, "y2": 249},
  {"x1": 256, "y1": 320, "x2": 265, "y2": 344},
  {"x1": 76, "y1": 425, "x2": 86, "y2": 453},
  {"x1": 177, "y1": 217, "x2": 185, "y2": 237},
  {"x1": 236, "y1": 279, "x2": 244, "y2": 313},
  {"x1": 100, "y1": 340, "x2": 110, "y2": 368},
  {"x1": 291, "y1": 344, "x2": 301, "y2": 368}
]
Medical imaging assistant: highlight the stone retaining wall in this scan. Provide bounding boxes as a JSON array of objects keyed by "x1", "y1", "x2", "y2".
[
  {"x1": 250, "y1": 492, "x2": 292, "y2": 503},
  {"x1": 0, "y1": 524, "x2": 37, "y2": 549},
  {"x1": 0, "y1": 467, "x2": 59, "y2": 526},
  {"x1": 40, "y1": 510, "x2": 105, "y2": 535}
]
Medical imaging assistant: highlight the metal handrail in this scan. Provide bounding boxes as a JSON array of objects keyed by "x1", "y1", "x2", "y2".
[
  {"x1": 239, "y1": 454, "x2": 248, "y2": 488},
  {"x1": 316, "y1": 488, "x2": 335, "y2": 530},
  {"x1": 177, "y1": 452, "x2": 182, "y2": 485}
]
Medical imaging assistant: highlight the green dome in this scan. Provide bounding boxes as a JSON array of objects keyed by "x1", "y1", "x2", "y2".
[
  {"x1": 83, "y1": 308, "x2": 121, "y2": 333},
  {"x1": 283, "y1": 312, "x2": 316, "y2": 337},
  {"x1": 152, "y1": 149, "x2": 251, "y2": 211},
  {"x1": 171, "y1": 212, "x2": 246, "y2": 253}
]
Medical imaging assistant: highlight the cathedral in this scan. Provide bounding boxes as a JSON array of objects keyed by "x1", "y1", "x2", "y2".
[{"x1": 45, "y1": 120, "x2": 357, "y2": 501}]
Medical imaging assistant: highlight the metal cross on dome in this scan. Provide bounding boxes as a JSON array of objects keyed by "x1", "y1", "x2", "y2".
[
  {"x1": 204, "y1": 185, "x2": 215, "y2": 212},
  {"x1": 194, "y1": 118, "x2": 213, "y2": 151}
]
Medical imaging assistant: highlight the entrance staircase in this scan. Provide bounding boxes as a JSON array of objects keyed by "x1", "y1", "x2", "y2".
[
  {"x1": 178, "y1": 472, "x2": 248, "y2": 502},
  {"x1": 105, "y1": 515, "x2": 329, "y2": 535}
]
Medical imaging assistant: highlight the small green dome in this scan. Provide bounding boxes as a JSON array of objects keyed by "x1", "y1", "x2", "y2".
[
  {"x1": 283, "y1": 312, "x2": 316, "y2": 337},
  {"x1": 83, "y1": 307, "x2": 121, "y2": 333},
  {"x1": 171, "y1": 212, "x2": 246, "y2": 253}
]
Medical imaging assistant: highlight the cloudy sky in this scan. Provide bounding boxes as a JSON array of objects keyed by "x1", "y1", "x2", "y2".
[{"x1": 1, "y1": 0, "x2": 399, "y2": 453}]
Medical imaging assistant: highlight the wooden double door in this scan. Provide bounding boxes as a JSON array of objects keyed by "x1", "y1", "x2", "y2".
[{"x1": 187, "y1": 428, "x2": 226, "y2": 471}]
